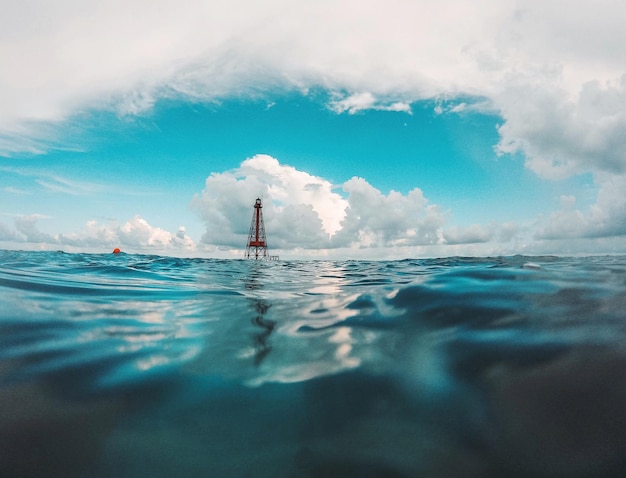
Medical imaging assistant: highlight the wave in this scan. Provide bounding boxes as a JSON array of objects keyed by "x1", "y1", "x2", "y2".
[{"x1": 2, "y1": 249, "x2": 626, "y2": 477}]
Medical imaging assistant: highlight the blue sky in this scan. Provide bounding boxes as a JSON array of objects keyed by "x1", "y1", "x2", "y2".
[{"x1": 1, "y1": 1, "x2": 625, "y2": 258}]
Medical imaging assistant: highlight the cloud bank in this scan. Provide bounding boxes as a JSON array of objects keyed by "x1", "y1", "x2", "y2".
[
  {"x1": 190, "y1": 154, "x2": 626, "y2": 257},
  {"x1": 1, "y1": 214, "x2": 194, "y2": 254},
  {"x1": 3, "y1": 0, "x2": 626, "y2": 182},
  {"x1": 190, "y1": 154, "x2": 523, "y2": 256},
  {"x1": 2, "y1": 154, "x2": 626, "y2": 257}
]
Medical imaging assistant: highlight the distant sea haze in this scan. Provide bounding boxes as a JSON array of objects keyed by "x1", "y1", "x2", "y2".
[{"x1": 1, "y1": 250, "x2": 626, "y2": 477}]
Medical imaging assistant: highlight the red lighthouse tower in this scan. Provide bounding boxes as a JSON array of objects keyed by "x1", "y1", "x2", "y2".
[{"x1": 245, "y1": 198, "x2": 269, "y2": 259}]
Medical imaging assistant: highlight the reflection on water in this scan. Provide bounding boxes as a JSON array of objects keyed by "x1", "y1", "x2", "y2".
[
  {"x1": 243, "y1": 263, "x2": 277, "y2": 365},
  {"x1": 252, "y1": 299, "x2": 275, "y2": 365},
  {"x1": 243, "y1": 263, "x2": 265, "y2": 291}
]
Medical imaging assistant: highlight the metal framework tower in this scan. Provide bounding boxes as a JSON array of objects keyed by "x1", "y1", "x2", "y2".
[{"x1": 245, "y1": 198, "x2": 268, "y2": 259}]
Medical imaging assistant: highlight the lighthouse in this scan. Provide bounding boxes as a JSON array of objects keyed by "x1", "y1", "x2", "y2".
[{"x1": 245, "y1": 198, "x2": 269, "y2": 259}]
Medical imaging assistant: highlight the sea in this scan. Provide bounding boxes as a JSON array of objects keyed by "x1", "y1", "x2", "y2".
[{"x1": 1, "y1": 250, "x2": 626, "y2": 477}]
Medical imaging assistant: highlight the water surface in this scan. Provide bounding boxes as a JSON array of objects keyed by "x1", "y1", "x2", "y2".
[{"x1": 2, "y1": 251, "x2": 626, "y2": 477}]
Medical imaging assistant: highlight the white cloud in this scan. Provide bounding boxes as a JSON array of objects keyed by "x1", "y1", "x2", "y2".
[
  {"x1": 3, "y1": 0, "x2": 624, "y2": 170},
  {"x1": 0, "y1": 221, "x2": 19, "y2": 241},
  {"x1": 36, "y1": 175, "x2": 103, "y2": 196},
  {"x1": 328, "y1": 92, "x2": 412, "y2": 115},
  {"x1": 174, "y1": 154, "x2": 626, "y2": 256},
  {"x1": 0, "y1": 124, "x2": 51, "y2": 157},
  {"x1": 442, "y1": 224, "x2": 494, "y2": 245},
  {"x1": 497, "y1": 222, "x2": 520, "y2": 243},
  {"x1": 191, "y1": 155, "x2": 456, "y2": 252},
  {"x1": 495, "y1": 76, "x2": 626, "y2": 179},
  {"x1": 536, "y1": 195, "x2": 585, "y2": 240},
  {"x1": 3, "y1": 1, "x2": 626, "y2": 255},
  {"x1": 332, "y1": 177, "x2": 445, "y2": 248},
  {"x1": 117, "y1": 216, "x2": 194, "y2": 249},
  {"x1": 1, "y1": 166, "x2": 105, "y2": 195},
  {"x1": 190, "y1": 154, "x2": 347, "y2": 250},
  {"x1": 5, "y1": 152, "x2": 626, "y2": 256},
  {"x1": 2, "y1": 2, "x2": 626, "y2": 219},
  {"x1": 81, "y1": 219, "x2": 121, "y2": 246},
  {"x1": 536, "y1": 174, "x2": 626, "y2": 240},
  {"x1": 3, "y1": 214, "x2": 194, "y2": 253},
  {"x1": 14, "y1": 214, "x2": 55, "y2": 243},
  {"x1": 2, "y1": 186, "x2": 31, "y2": 195}
]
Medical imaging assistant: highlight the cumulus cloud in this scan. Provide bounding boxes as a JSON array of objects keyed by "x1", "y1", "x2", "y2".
[
  {"x1": 3, "y1": 214, "x2": 194, "y2": 252},
  {"x1": 537, "y1": 174, "x2": 626, "y2": 240},
  {"x1": 332, "y1": 177, "x2": 445, "y2": 248},
  {"x1": 14, "y1": 215, "x2": 55, "y2": 243},
  {"x1": 192, "y1": 155, "x2": 454, "y2": 252},
  {"x1": 442, "y1": 224, "x2": 494, "y2": 245},
  {"x1": 193, "y1": 154, "x2": 626, "y2": 256},
  {"x1": 117, "y1": 216, "x2": 194, "y2": 249},
  {"x1": 497, "y1": 222, "x2": 520, "y2": 243},
  {"x1": 239, "y1": 155, "x2": 347, "y2": 236},
  {"x1": 0, "y1": 221, "x2": 19, "y2": 242},
  {"x1": 496, "y1": 76, "x2": 626, "y2": 179},
  {"x1": 440, "y1": 222, "x2": 527, "y2": 248},
  {"x1": 190, "y1": 154, "x2": 347, "y2": 250},
  {"x1": 192, "y1": 154, "x2": 570, "y2": 256}
]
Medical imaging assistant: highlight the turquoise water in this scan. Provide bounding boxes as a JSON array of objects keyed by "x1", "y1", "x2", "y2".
[{"x1": 1, "y1": 250, "x2": 626, "y2": 477}]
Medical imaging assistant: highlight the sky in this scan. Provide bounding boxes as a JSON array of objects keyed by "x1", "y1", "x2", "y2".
[{"x1": 1, "y1": 0, "x2": 626, "y2": 259}]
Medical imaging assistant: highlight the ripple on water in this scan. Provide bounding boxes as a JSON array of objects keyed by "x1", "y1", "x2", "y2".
[{"x1": 3, "y1": 251, "x2": 626, "y2": 477}]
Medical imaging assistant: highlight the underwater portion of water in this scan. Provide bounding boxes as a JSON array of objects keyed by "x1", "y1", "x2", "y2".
[{"x1": 2, "y1": 250, "x2": 626, "y2": 477}]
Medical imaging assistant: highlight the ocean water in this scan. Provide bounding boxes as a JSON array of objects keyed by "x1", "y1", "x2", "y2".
[{"x1": 1, "y1": 250, "x2": 626, "y2": 477}]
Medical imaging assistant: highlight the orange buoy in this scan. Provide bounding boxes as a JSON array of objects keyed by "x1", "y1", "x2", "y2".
[{"x1": 112, "y1": 248, "x2": 121, "y2": 254}]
